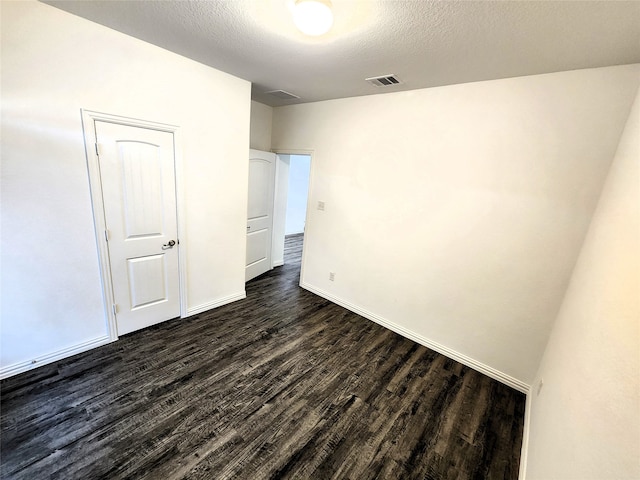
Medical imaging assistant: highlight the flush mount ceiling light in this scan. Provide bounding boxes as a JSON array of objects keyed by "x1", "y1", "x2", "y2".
[{"x1": 292, "y1": 0, "x2": 333, "y2": 36}]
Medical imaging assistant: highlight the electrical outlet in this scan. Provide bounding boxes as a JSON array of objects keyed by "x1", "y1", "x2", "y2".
[
  {"x1": 329, "y1": 272, "x2": 335, "y2": 281},
  {"x1": 317, "y1": 201, "x2": 325, "y2": 211},
  {"x1": 537, "y1": 378, "x2": 544, "y2": 396}
]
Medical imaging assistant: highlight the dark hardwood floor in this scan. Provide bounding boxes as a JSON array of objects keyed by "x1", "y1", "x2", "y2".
[{"x1": 1, "y1": 233, "x2": 525, "y2": 479}]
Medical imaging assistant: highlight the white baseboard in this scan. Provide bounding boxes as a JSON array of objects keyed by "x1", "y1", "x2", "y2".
[
  {"x1": 273, "y1": 260, "x2": 284, "y2": 267},
  {"x1": 1, "y1": 292, "x2": 247, "y2": 380},
  {"x1": 300, "y1": 282, "x2": 530, "y2": 393},
  {"x1": 0, "y1": 335, "x2": 112, "y2": 380},
  {"x1": 518, "y1": 386, "x2": 533, "y2": 479},
  {"x1": 186, "y1": 291, "x2": 246, "y2": 317}
]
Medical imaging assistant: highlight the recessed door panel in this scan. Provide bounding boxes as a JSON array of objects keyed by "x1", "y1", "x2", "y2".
[
  {"x1": 120, "y1": 141, "x2": 164, "y2": 239},
  {"x1": 248, "y1": 159, "x2": 271, "y2": 220},
  {"x1": 127, "y1": 254, "x2": 167, "y2": 309},
  {"x1": 246, "y1": 229, "x2": 269, "y2": 266}
]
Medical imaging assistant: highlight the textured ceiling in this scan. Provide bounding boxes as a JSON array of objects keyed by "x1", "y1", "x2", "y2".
[{"x1": 45, "y1": 0, "x2": 640, "y2": 107}]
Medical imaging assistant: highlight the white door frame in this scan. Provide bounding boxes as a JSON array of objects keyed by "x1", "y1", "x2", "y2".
[
  {"x1": 81, "y1": 109, "x2": 187, "y2": 341},
  {"x1": 272, "y1": 149, "x2": 314, "y2": 287}
]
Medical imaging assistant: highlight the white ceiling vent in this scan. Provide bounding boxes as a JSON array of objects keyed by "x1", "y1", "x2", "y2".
[
  {"x1": 265, "y1": 90, "x2": 300, "y2": 100},
  {"x1": 365, "y1": 74, "x2": 402, "y2": 87}
]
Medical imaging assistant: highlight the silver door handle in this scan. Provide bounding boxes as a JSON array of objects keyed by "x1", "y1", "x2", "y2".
[{"x1": 162, "y1": 240, "x2": 176, "y2": 249}]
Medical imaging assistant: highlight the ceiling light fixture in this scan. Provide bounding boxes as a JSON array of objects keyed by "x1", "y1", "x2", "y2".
[{"x1": 292, "y1": 0, "x2": 333, "y2": 36}]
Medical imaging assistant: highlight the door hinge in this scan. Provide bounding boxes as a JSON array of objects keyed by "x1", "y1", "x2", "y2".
[
  {"x1": 104, "y1": 229, "x2": 109, "y2": 242},
  {"x1": 95, "y1": 143, "x2": 102, "y2": 157},
  {"x1": 112, "y1": 304, "x2": 117, "y2": 315}
]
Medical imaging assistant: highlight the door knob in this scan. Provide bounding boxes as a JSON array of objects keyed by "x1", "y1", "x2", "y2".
[{"x1": 162, "y1": 240, "x2": 176, "y2": 249}]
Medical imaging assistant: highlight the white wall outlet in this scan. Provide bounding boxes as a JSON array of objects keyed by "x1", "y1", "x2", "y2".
[
  {"x1": 317, "y1": 201, "x2": 325, "y2": 211},
  {"x1": 537, "y1": 378, "x2": 544, "y2": 396},
  {"x1": 329, "y1": 272, "x2": 335, "y2": 281}
]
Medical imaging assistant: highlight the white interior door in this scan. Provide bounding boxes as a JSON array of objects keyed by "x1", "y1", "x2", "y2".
[
  {"x1": 95, "y1": 121, "x2": 180, "y2": 335},
  {"x1": 246, "y1": 149, "x2": 276, "y2": 281}
]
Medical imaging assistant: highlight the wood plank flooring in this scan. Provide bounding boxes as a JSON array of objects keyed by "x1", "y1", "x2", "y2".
[{"x1": 1, "y1": 233, "x2": 525, "y2": 479}]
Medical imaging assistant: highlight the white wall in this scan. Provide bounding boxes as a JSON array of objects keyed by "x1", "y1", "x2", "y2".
[
  {"x1": 524, "y1": 87, "x2": 640, "y2": 479},
  {"x1": 0, "y1": 1, "x2": 251, "y2": 374},
  {"x1": 272, "y1": 65, "x2": 640, "y2": 387},
  {"x1": 285, "y1": 155, "x2": 311, "y2": 235},
  {"x1": 250, "y1": 101, "x2": 273, "y2": 151}
]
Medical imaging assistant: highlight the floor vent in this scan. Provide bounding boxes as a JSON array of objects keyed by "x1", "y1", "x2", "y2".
[
  {"x1": 365, "y1": 74, "x2": 402, "y2": 87},
  {"x1": 265, "y1": 90, "x2": 300, "y2": 100}
]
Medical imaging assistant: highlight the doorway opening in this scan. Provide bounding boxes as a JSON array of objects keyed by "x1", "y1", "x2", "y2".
[{"x1": 273, "y1": 153, "x2": 312, "y2": 281}]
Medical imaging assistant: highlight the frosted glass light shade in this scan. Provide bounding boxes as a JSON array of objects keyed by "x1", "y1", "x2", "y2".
[{"x1": 292, "y1": 0, "x2": 333, "y2": 36}]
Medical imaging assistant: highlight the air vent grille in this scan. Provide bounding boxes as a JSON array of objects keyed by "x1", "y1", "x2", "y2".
[
  {"x1": 365, "y1": 75, "x2": 402, "y2": 87},
  {"x1": 265, "y1": 90, "x2": 300, "y2": 100}
]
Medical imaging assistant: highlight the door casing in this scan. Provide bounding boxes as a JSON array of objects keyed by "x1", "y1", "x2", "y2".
[{"x1": 81, "y1": 110, "x2": 187, "y2": 341}]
